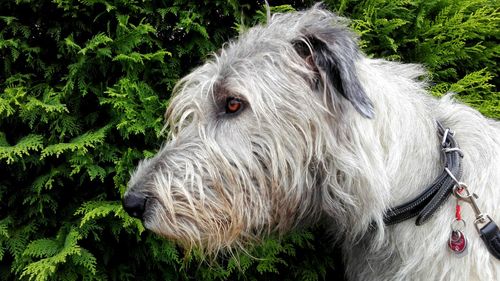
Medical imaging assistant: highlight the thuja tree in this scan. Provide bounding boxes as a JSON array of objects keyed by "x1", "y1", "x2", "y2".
[{"x1": 0, "y1": 1, "x2": 498, "y2": 281}]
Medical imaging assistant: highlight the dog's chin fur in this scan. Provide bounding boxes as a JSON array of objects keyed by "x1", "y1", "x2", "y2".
[{"x1": 127, "y1": 5, "x2": 500, "y2": 281}]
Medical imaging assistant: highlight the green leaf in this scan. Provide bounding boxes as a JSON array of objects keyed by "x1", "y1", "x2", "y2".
[
  {"x1": 0, "y1": 134, "x2": 44, "y2": 164},
  {"x1": 79, "y1": 33, "x2": 113, "y2": 55},
  {"x1": 41, "y1": 126, "x2": 110, "y2": 159}
]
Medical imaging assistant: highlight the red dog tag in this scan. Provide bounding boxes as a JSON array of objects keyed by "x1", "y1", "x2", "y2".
[{"x1": 448, "y1": 230, "x2": 468, "y2": 257}]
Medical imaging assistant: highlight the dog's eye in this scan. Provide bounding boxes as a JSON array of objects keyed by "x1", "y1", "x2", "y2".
[{"x1": 225, "y1": 97, "x2": 243, "y2": 114}]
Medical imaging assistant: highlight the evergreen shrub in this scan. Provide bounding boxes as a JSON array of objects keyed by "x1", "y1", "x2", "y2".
[{"x1": 0, "y1": 0, "x2": 498, "y2": 280}]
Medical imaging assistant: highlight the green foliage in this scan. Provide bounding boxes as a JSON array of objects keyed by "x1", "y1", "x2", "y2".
[
  {"x1": 332, "y1": 0, "x2": 500, "y2": 118},
  {"x1": 0, "y1": 0, "x2": 498, "y2": 280},
  {"x1": 20, "y1": 227, "x2": 95, "y2": 281}
]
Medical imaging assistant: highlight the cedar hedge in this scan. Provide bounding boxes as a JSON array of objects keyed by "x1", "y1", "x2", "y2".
[{"x1": 0, "y1": 0, "x2": 498, "y2": 280}]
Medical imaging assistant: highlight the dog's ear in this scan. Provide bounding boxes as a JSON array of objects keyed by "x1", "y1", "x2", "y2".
[{"x1": 293, "y1": 24, "x2": 374, "y2": 119}]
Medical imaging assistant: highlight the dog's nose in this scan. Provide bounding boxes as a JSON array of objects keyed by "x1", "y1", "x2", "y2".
[{"x1": 123, "y1": 192, "x2": 147, "y2": 219}]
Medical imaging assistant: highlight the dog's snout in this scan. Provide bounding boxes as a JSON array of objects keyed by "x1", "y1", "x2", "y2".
[{"x1": 123, "y1": 192, "x2": 147, "y2": 219}]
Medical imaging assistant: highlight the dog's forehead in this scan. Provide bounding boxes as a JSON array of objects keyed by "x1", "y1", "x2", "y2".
[
  {"x1": 211, "y1": 21, "x2": 304, "y2": 84},
  {"x1": 221, "y1": 18, "x2": 299, "y2": 61}
]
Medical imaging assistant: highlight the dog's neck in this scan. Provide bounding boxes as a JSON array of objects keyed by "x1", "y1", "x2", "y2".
[
  {"x1": 359, "y1": 59, "x2": 444, "y2": 205},
  {"x1": 321, "y1": 58, "x2": 444, "y2": 242}
]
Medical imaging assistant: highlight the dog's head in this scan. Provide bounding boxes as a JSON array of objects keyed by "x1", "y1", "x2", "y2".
[{"x1": 123, "y1": 6, "x2": 373, "y2": 253}]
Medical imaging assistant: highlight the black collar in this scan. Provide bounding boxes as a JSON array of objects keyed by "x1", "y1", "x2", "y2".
[
  {"x1": 382, "y1": 122, "x2": 500, "y2": 260},
  {"x1": 383, "y1": 121, "x2": 463, "y2": 225}
]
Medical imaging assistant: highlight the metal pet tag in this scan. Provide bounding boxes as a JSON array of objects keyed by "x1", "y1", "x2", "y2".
[{"x1": 448, "y1": 218, "x2": 468, "y2": 257}]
